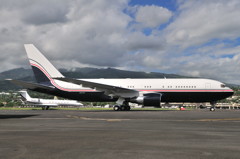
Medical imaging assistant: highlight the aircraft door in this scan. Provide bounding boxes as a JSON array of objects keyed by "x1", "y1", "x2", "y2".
[{"x1": 205, "y1": 83, "x2": 211, "y2": 89}]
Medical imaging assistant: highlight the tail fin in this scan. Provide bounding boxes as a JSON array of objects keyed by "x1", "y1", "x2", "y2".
[
  {"x1": 24, "y1": 44, "x2": 64, "y2": 84},
  {"x1": 19, "y1": 90, "x2": 32, "y2": 101}
]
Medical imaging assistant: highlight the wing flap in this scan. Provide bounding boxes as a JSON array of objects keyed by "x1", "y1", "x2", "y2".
[{"x1": 55, "y1": 77, "x2": 139, "y2": 98}]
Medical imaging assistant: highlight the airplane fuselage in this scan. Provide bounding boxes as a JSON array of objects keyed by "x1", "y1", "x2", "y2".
[
  {"x1": 27, "y1": 98, "x2": 82, "y2": 106},
  {"x1": 35, "y1": 78, "x2": 233, "y2": 103}
]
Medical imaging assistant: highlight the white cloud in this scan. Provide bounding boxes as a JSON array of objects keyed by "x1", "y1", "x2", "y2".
[
  {"x1": 126, "y1": 32, "x2": 165, "y2": 51},
  {"x1": 135, "y1": 5, "x2": 172, "y2": 28},
  {"x1": 166, "y1": 0, "x2": 240, "y2": 48},
  {"x1": 0, "y1": 0, "x2": 240, "y2": 85},
  {"x1": 178, "y1": 54, "x2": 240, "y2": 84},
  {"x1": 22, "y1": 1, "x2": 70, "y2": 25},
  {"x1": 0, "y1": 0, "x2": 165, "y2": 70}
]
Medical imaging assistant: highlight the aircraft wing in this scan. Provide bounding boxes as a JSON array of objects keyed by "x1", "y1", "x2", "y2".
[
  {"x1": 7, "y1": 79, "x2": 55, "y2": 90},
  {"x1": 55, "y1": 77, "x2": 139, "y2": 98}
]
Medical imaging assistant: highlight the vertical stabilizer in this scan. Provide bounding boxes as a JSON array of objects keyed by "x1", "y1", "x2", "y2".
[
  {"x1": 24, "y1": 44, "x2": 64, "y2": 84},
  {"x1": 19, "y1": 90, "x2": 32, "y2": 101}
]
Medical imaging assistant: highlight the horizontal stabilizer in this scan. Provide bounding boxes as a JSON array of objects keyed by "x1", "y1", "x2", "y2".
[{"x1": 7, "y1": 79, "x2": 55, "y2": 90}]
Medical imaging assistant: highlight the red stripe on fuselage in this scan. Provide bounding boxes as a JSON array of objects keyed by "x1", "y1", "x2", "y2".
[
  {"x1": 31, "y1": 63, "x2": 95, "y2": 92},
  {"x1": 31, "y1": 63, "x2": 233, "y2": 93},
  {"x1": 138, "y1": 89, "x2": 233, "y2": 92}
]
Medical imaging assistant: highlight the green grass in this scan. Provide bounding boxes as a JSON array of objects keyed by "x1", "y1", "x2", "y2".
[{"x1": 0, "y1": 107, "x2": 183, "y2": 111}]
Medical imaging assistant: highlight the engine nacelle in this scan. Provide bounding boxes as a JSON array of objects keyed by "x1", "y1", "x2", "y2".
[{"x1": 132, "y1": 93, "x2": 162, "y2": 107}]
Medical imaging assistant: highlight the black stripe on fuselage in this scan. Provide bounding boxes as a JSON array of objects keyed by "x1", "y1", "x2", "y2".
[
  {"x1": 30, "y1": 58, "x2": 51, "y2": 83},
  {"x1": 28, "y1": 85, "x2": 233, "y2": 103},
  {"x1": 32, "y1": 66, "x2": 51, "y2": 84},
  {"x1": 160, "y1": 91, "x2": 233, "y2": 102}
]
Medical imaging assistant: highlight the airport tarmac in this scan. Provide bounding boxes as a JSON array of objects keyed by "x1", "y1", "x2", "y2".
[{"x1": 0, "y1": 109, "x2": 240, "y2": 159}]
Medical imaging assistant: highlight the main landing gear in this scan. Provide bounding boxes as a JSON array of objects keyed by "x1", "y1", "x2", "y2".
[
  {"x1": 113, "y1": 105, "x2": 131, "y2": 111},
  {"x1": 42, "y1": 106, "x2": 50, "y2": 110},
  {"x1": 113, "y1": 98, "x2": 131, "y2": 111}
]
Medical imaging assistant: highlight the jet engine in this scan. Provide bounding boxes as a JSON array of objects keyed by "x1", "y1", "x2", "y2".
[{"x1": 131, "y1": 93, "x2": 162, "y2": 107}]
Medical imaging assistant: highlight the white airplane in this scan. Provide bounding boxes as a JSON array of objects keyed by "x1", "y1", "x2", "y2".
[
  {"x1": 10, "y1": 44, "x2": 234, "y2": 111},
  {"x1": 19, "y1": 90, "x2": 83, "y2": 110}
]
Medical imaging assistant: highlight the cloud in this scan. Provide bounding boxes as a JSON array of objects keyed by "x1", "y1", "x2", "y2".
[
  {"x1": 38, "y1": 0, "x2": 132, "y2": 67},
  {"x1": 178, "y1": 53, "x2": 240, "y2": 84},
  {"x1": 152, "y1": 0, "x2": 240, "y2": 84},
  {"x1": 126, "y1": 32, "x2": 165, "y2": 51},
  {"x1": 0, "y1": 0, "x2": 240, "y2": 85},
  {"x1": 166, "y1": 0, "x2": 240, "y2": 48},
  {"x1": 135, "y1": 5, "x2": 173, "y2": 28},
  {"x1": 22, "y1": 1, "x2": 70, "y2": 25}
]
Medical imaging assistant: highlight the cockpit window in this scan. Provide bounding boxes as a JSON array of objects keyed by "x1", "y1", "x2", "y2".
[{"x1": 221, "y1": 84, "x2": 226, "y2": 88}]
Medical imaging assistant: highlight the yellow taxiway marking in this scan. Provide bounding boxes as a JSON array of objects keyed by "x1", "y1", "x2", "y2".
[
  {"x1": 66, "y1": 115, "x2": 130, "y2": 122},
  {"x1": 197, "y1": 118, "x2": 240, "y2": 122}
]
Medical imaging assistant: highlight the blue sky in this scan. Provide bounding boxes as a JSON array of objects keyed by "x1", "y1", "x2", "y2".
[
  {"x1": 129, "y1": 0, "x2": 177, "y2": 11},
  {"x1": 127, "y1": 0, "x2": 240, "y2": 84},
  {"x1": 1, "y1": 0, "x2": 240, "y2": 84},
  {"x1": 128, "y1": 0, "x2": 177, "y2": 35}
]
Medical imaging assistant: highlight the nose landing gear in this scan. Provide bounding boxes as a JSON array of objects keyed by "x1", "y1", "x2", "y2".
[
  {"x1": 210, "y1": 107, "x2": 215, "y2": 111},
  {"x1": 210, "y1": 101, "x2": 216, "y2": 111}
]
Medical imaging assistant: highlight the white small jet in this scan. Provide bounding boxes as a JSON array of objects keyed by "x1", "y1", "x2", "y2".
[{"x1": 19, "y1": 90, "x2": 83, "y2": 110}]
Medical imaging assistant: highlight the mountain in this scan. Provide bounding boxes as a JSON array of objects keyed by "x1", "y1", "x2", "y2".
[
  {"x1": 0, "y1": 68, "x2": 33, "y2": 81},
  {"x1": 60, "y1": 67, "x2": 188, "y2": 79},
  {"x1": 0, "y1": 67, "x2": 237, "y2": 91}
]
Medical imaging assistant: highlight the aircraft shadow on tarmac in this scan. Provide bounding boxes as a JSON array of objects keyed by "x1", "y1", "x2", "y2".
[
  {"x1": 0, "y1": 114, "x2": 38, "y2": 119},
  {"x1": 73, "y1": 109, "x2": 178, "y2": 112}
]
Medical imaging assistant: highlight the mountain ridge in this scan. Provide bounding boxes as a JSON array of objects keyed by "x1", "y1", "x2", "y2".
[{"x1": 0, "y1": 67, "x2": 238, "y2": 91}]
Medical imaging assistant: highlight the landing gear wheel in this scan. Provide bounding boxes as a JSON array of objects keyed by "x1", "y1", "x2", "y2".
[
  {"x1": 120, "y1": 105, "x2": 131, "y2": 111},
  {"x1": 42, "y1": 106, "x2": 50, "y2": 110},
  {"x1": 120, "y1": 105, "x2": 126, "y2": 111},
  {"x1": 113, "y1": 105, "x2": 120, "y2": 111},
  {"x1": 210, "y1": 101, "x2": 217, "y2": 112},
  {"x1": 210, "y1": 107, "x2": 215, "y2": 111}
]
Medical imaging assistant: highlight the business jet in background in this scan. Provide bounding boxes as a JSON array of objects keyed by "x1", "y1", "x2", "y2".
[
  {"x1": 9, "y1": 44, "x2": 233, "y2": 111},
  {"x1": 19, "y1": 90, "x2": 83, "y2": 110}
]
